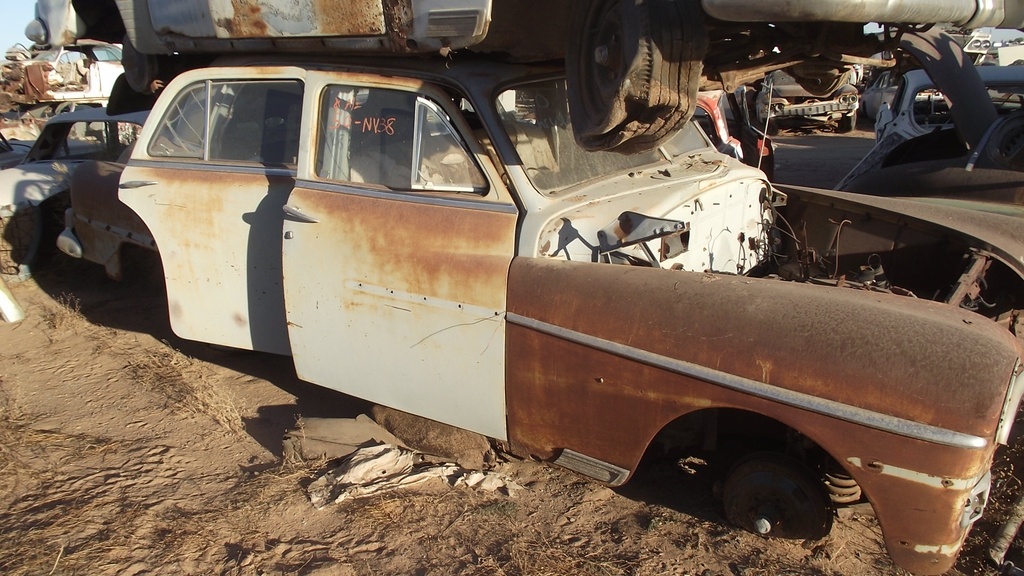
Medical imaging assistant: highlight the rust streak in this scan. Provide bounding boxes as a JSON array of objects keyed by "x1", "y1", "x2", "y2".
[
  {"x1": 295, "y1": 188, "x2": 512, "y2": 309},
  {"x1": 381, "y1": 0, "x2": 415, "y2": 51},
  {"x1": 220, "y1": 1, "x2": 269, "y2": 37},
  {"x1": 311, "y1": 0, "x2": 387, "y2": 35}
]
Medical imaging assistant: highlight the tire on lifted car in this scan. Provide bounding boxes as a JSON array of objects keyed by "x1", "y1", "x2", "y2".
[{"x1": 566, "y1": 0, "x2": 709, "y2": 155}]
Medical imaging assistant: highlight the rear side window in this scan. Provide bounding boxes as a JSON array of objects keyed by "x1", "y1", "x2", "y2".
[
  {"x1": 32, "y1": 121, "x2": 141, "y2": 162},
  {"x1": 149, "y1": 79, "x2": 304, "y2": 166},
  {"x1": 315, "y1": 85, "x2": 486, "y2": 193},
  {"x1": 91, "y1": 46, "x2": 122, "y2": 62}
]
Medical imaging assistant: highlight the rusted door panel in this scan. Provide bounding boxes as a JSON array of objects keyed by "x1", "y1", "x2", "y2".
[
  {"x1": 119, "y1": 164, "x2": 293, "y2": 354},
  {"x1": 281, "y1": 185, "x2": 517, "y2": 439},
  {"x1": 506, "y1": 258, "x2": 1019, "y2": 439}
]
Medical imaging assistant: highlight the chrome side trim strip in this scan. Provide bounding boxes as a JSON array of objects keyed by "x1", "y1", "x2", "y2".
[
  {"x1": 996, "y1": 360, "x2": 1024, "y2": 445},
  {"x1": 554, "y1": 449, "x2": 631, "y2": 486},
  {"x1": 348, "y1": 281, "x2": 501, "y2": 318},
  {"x1": 507, "y1": 313, "x2": 989, "y2": 450}
]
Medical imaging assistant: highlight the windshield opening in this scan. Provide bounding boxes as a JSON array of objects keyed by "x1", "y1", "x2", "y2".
[{"x1": 496, "y1": 79, "x2": 708, "y2": 193}]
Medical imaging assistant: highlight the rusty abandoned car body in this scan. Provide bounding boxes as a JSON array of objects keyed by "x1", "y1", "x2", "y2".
[
  {"x1": 0, "y1": 41, "x2": 123, "y2": 118},
  {"x1": 754, "y1": 68, "x2": 860, "y2": 134},
  {"x1": 0, "y1": 106, "x2": 144, "y2": 278},
  {"x1": 26, "y1": 0, "x2": 1024, "y2": 154},
  {"x1": 77, "y1": 55, "x2": 1024, "y2": 575},
  {"x1": 56, "y1": 142, "x2": 153, "y2": 280}
]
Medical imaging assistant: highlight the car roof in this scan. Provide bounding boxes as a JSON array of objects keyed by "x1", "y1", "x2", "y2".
[
  {"x1": 206, "y1": 53, "x2": 564, "y2": 92},
  {"x1": 902, "y1": 65, "x2": 1024, "y2": 89},
  {"x1": 42, "y1": 107, "x2": 149, "y2": 127}
]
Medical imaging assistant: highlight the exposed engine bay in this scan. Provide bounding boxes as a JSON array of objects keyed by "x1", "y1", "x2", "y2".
[
  {"x1": 770, "y1": 191, "x2": 1023, "y2": 328},
  {"x1": 597, "y1": 184, "x2": 1024, "y2": 338}
]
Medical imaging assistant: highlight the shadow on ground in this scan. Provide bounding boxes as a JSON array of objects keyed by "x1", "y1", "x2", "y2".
[{"x1": 25, "y1": 251, "x2": 372, "y2": 458}]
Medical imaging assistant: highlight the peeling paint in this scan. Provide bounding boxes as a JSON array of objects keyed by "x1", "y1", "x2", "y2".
[{"x1": 847, "y1": 457, "x2": 979, "y2": 490}]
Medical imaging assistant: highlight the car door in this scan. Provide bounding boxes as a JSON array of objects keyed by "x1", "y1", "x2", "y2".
[
  {"x1": 281, "y1": 74, "x2": 518, "y2": 439},
  {"x1": 119, "y1": 69, "x2": 305, "y2": 354},
  {"x1": 862, "y1": 70, "x2": 890, "y2": 119}
]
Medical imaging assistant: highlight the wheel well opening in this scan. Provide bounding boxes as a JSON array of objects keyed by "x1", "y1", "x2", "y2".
[
  {"x1": 115, "y1": 242, "x2": 163, "y2": 287},
  {"x1": 642, "y1": 408, "x2": 866, "y2": 512},
  {"x1": 648, "y1": 407, "x2": 794, "y2": 459}
]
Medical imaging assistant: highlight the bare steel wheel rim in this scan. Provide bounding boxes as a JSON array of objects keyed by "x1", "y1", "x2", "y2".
[{"x1": 723, "y1": 452, "x2": 834, "y2": 540}]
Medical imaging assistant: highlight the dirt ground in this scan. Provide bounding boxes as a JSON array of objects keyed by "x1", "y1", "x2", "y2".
[{"x1": 2, "y1": 122, "x2": 1023, "y2": 576}]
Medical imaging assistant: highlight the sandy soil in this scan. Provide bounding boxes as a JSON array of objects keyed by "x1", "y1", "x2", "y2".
[{"x1": 1, "y1": 123, "x2": 1022, "y2": 576}]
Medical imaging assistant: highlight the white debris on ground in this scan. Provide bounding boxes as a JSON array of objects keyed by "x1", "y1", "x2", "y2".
[
  {"x1": 307, "y1": 444, "x2": 524, "y2": 509},
  {"x1": 0, "y1": 276, "x2": 25, "y2": 322}
]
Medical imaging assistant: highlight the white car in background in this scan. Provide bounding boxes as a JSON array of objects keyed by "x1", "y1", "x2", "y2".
[
  {"x1": 839, "y1": 64, "x2": 1024, "y2": 188},
  {"x1": 0, "y1": 133, "x2": 32, "y2": 169},
  {"x1": 873, "y1": 66, "x2": 1024, "y2": 143},
  {"x1": 0, "y1": 106, "x2": 144, "y2": 279},
  {"x1": 0, "y1": 41, "x2": 124, "y2": 118},
  {"x1": 858, "y1": 69, "x2": 900, "y2": 120}
]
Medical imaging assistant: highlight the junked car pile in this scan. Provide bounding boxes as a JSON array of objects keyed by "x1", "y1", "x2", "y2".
[
  {"x1": 755, "y1": 68, "x2": 860, "y2": 134},
  {"x1": 0, "y1": 106, "x2": 144, "y2": 279},
  {"x1": 17, "y1": 1, "x2": 1024, "y2": 575},
  {"x1": 25, "y1": 0, "x2": 1024, "y2": 154},
  {"x1": 0, "y1": 41, "x2": 123, "y2": 120},
  {"x1": 839, "y1": 29, "x2": 1024, "y2": 201},
  {"x1": 43, "y1": 53, "x2": 1022, "y2": 575}
]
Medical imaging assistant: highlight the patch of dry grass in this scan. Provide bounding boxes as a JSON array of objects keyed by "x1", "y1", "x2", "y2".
[
  {"x1": 0, "y1": 390, "x2": 110, "y2": 490},
  {"x1": 506, "y1": 528, "x2": 634, "y2": 576},
  {"x1": 0, "y1": 491, "x2": 148, "y2": 576},
  {"x1": 40, "y1": 292, "x2": 88, "y2": 335},
  {"x1": 0, "y1": 388, "x2": 25, "y2": 492},
  {"x1": 123, "y1": 344, "x2": 243, "y2": 435},
  {"x1": 136, "y1": 460, "x2": 329, "y2": 568},
  {"x1": 2, "y1": 460, "x2": 317, "y2": 575},
  {"x1": 0, "y1": 411, "x2": 308, "y2": 576},
  {"x1": 36, "y1": 289, "x2": 244, "y2": 436}
]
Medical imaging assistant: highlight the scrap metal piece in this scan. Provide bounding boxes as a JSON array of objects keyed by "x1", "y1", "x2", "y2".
[
  {"x1": 553, "y1": 448, "x2": 630, "y2": 486},
  {"x1": 596, "y1": 211, "x2": 689, "y2": 252},
  {"x1": 946, "y1": 252, "x2": 992, "y2": 309},
  {"x1": 990, "y1": 489, "x2": 1024, "y2": 567},
  {"x1": 700, "y1": 0, "x2": 1021, "y2": 28},
  {"x1": 0, "y1": 276, "x2": 24, "y2": 322}
]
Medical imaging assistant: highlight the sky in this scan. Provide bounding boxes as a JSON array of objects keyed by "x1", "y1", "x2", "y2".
[{"x1": 0, "y1": 1, "x2": 37, "y2": 54}]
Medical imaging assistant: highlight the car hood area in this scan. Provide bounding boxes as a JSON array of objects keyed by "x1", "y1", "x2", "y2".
[{"x1": 779, "y1": 184, "x2": 1024, "y2": 278}]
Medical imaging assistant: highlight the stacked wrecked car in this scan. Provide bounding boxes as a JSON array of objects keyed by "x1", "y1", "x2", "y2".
[{"x1": 17, "y1": 1, "x2": 1024, "y2": 574}]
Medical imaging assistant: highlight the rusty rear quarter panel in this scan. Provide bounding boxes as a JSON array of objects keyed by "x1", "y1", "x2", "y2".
[{"x1": 69, "y1": 160, "x2": 154, "y2": 279}]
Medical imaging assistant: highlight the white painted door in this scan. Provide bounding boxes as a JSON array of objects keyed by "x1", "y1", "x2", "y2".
[
  {"x1": 120, "y1": 72, "x2": 305, "y2": 353},
  {"x1": 281, "y1": 77, "x2": 517, "y2": 439}
]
